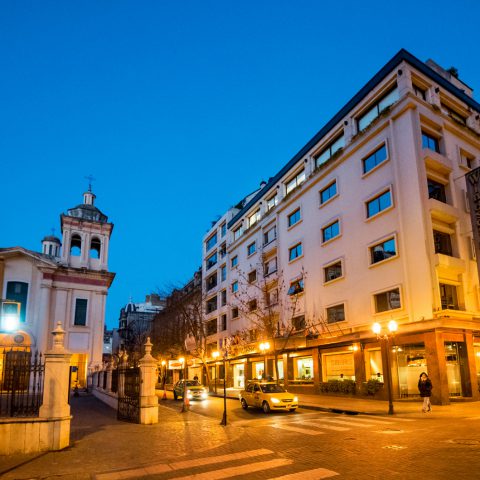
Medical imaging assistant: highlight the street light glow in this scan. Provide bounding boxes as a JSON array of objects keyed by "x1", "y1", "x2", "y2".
[
  {"x1": 179, "y1": 357, "x2": 185, "y2": 364},
  {"x1": 212, "y1": 351, "x2": 220, "y2": 359},
  {"x1": 372, "y1": 322, "x2": 382, "y2": 335},
  {"x1": 388, "y1": 320, "x2": 398, "y2": 333}
]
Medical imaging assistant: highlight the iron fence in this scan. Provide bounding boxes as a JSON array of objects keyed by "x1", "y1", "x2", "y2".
[{"x1": 0, "y1": 348, "x2": 45, "y2": 417}]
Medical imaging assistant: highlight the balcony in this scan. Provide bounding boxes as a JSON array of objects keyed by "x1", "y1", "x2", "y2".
[
  {"x1": 434, "y1": 253, "x2": 466, "y2": 277},
  {"x1": 423, "y1": 148, "x2": 452, "y2": 175},
  {"x1": 428, "y1": 198, "x2": 459, "y2": 224}
]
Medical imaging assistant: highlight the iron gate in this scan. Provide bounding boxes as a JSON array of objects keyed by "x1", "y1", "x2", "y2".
[
  {"x1": 0, "y1": 349, "x2": 45, "y2": 417},
  {"x1": 117, "y1": 364, "x2": 140, "y2": 423}
]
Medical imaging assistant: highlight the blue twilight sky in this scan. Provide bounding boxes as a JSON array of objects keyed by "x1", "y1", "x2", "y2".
[{"x1": 1, "y1": 1, "x2": 479, "y2": 328}]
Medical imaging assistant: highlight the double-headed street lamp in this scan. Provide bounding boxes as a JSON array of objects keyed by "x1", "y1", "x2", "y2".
[
  {"x1": 372, "y1": 320, "x2": 398, "y2": 415},
  {"x1": 259, "y1": 342, "x2": 270, "y2": 379},
  {"x1": 212, "y1": 349, "x2": 228, "y2": 426},
  {"x1": 212, "y1": 351, "x2": 220, "y2": 394},
  {"x1": 179, "y1": 357, "x2": 188, "y2": 412}
]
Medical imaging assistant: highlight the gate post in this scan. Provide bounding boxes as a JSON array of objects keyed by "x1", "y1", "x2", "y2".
[
  {"x1": 106, "y1": 362, "x2": 113, "y2": 392},
  {"x1": 39, "y1": 322, "x2": 72, "y2": 450},
  {"x1": 139, "y1": 338, "x2": 159, "y2": 424}
]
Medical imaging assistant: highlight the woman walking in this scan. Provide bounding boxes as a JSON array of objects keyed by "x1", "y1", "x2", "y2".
[{"x1": 418, "y1": 372, "x2": 433, "y2": 412}]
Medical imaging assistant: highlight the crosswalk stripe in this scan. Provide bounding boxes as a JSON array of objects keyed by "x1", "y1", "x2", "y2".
[
  {"x1": 317, "y1": 418, "x2": 376, "y2": 427},
  {"x1": 268, "y1": 467, "x2": 339, "y2": 479},
  {"x1": 305, "y1": 424, "x2": 349, "y2": 432},
  {"x1": 96, "y1": 448, "x2": 275, "y2": 480},
  {"x1": 172, "y1": 458, "x2": 293, "y2": 480},
  {"x1": 271, "y1": 424, "x2": 324, "y2": 435}
]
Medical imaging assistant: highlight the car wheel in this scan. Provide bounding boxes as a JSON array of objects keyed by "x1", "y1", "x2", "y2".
[
  {"x1": 241, "y1": 398, "x2": 248, "y2": 410},
  {"x1": 173, "y1": 391, "x2": 178, "y2": 400},
  {"x1": 262, "y1": 401, "x2": 271, "y2": 414}
]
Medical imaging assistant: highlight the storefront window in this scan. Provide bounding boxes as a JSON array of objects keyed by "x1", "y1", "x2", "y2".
[
  {"x1": 276, "y1": 360, "x2": 284, "y2": 381},
  {"x1": 323, "y1": 353, "x2": 354, "y2": 381},
  {"x1": 365, "y1": 349, "x2": 383, "y2": 382},
  {"x1": 474, "y1": 344, "x2": 480, "y2": 391},
  {"x1": 396, "y1": 344, "x2": 426, "y2": 397},
  {"x1": 445, "y1": 342, "x2": 462, "y2": 396},
  {"x1": 253, "y1": 361, "x2": 264, "y2": 380},
  {"x1": 293, "y1": 356, "x2": 314, "y2": 382},
  {"x1": 233, "y1": 363, "x2": 245, "y2": 388}
]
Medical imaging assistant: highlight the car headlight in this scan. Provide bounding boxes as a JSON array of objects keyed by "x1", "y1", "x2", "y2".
[
  {"x1": 271, "y1": 397, "x2": 280, "y2": 404},
  {"x1": 201, "y1": 392, "x2": 208, "y2": 399},
  {"x1": 293, "y1": 396, "x2": 298, "y2": 402}
]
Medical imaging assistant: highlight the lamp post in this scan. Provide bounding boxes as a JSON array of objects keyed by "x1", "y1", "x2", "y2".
[
  {"x1": 0, "y1": 300, "x2": 20, "y2": 332},
  {"x1": 161, "y1": 360, "x2": 167, "y2": 400},
  {"x1": 259, "y1": 342, "x2": 270, "y2": 380},
  {"x1": 179, "y1": 357, "x2": 188, "y2": 412},
  {"x1": 220, "y1": 349, "x2": 228, "y2": 426},
  {"x1": 372, "y1": 320, "x2": 398, "y2": 415},
  {"x1": 212, "y1": 351, "x2": 220, "y2": 394}
]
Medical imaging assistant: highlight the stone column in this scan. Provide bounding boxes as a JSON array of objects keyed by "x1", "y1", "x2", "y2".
[
  {"x1": 39, "y1": 322, "x2": 72, "y2": 450},
  {"x1": 138, "y1": 338, "x2": 159, "y2": 425},
  {"x1": 106, "y1": 362, "x2": 113, "y2": 393},
  {"x1": 424, "y1": 331, "x2": 450, "y2": 405}
]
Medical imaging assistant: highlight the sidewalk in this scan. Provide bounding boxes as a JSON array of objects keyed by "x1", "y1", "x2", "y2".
[{"x1": 208, "y1": 387, "x2": 480, "y2": 417}]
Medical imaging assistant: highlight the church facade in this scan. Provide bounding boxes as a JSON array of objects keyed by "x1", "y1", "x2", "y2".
[{"x1": 0, "y1": 189, "x2": 115, "y2": 387}]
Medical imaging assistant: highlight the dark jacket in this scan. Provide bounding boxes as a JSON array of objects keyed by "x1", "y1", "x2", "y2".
[{"x1": 418, "y1": 378, "x2": 433, "y2": 397}]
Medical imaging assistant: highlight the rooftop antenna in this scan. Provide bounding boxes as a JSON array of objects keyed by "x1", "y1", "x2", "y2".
[{"x1": 84, "y1": 174, "x2": 96, "y2": 192}]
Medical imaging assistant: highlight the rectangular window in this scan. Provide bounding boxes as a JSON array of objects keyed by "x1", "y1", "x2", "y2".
[
  {"x1": 220, "y1": 265, "x2": 227, "y2": 282},
  {"x1": 231, "y1": 281, "x2": 238, "y2": 293},
  {"x1": 374, "y1": 288, "x2": 401, "y2": 313},
  {"x1": 206, "y1": 296, "x2": 218, "y2": 314},
  {"x1": 324, "y1": 261, "x2": 342, "y2": 282},
  {"x1": 289, "y1": 243, "x2": 303, "y2": 261},
  {"x1": 74, "y1": 298, "x2": 88, "y2": 326},
  {"x1": 422, "y1": 131, "x2": 440, "y2": 153},
  {"x1": 362, "y1": 144, "x2": 387, "y2": 174},
  {"x1": 428, "y1": 178, "x2": 447, "y2": 203},
  {"x1": 358, "y1": 86, "x2": 398, "y2": 131},
  {"x1": 248, "y1": 209, "x2": 261, "y2": 228},
  {"x1": 247, "y1": 242, "x2": 256, "y2": 256},
  {"x1": 264, "y1": 257, "x2": 277, "y2": 276},
  {"x1": 413, "y1": 84, "x2": 426, "y2": 100},
  {"x1": 440, "y1": 283, "x2": 459, "y2": 310},
  {"x1": 266, "y1": 194, "x2": 278, "y2": 212},
  {"x1": 266, "y1": 289, "x2": 278, "y2": 306},
  {"x1": 322, "y1": 220, "x2": 340, "y2": 243},
  {"x1": 434, "y1": 230, "x2": 453, "y2": 256},
  {"x1": 221, "y1": 289, "x2": 227, "y2": 306},
  {"x1": 248, "y1": 270, "x2": 257, "y2": 283},
  {"x1": 315, "y1": 134, "x2": 345, "y2": 168},
  {"x1": 327, "y1": 304, "x2": 345, "y2": 324},
  {"x1": 370, "y1": 237, "x2": 397, "y2": 264},
  {"x1": 221, "y1": 223, "x2": 226, "y2": 237},
  {"x1": 232, "y1": 307, "x2": 239, "y2": 319},
  {"x1": 219, "y1": 243, "x2": 227, "y2": 258},
  {"x1": 248, "y1": 299, "x2": 257, "y2": 312},
  {"x1": 264, "y1": 226, "x2": 277, "y2": 245},
  {"x1": 206, "y1": 233, "x2": 217, "y2": 252},
  {"x1": 285, "y1": 169, "x2": 306, "y2": 195},
  {"x1": 231, "y1": 256, "x2": 238, "y2": 268},
  {"x1": 221, "y1": 314, "x2": 227, "y2": 331},
  {"x1": 460, "y1": 150, "x2": 475, "y2": 169},
  {"x1": 233, "y1": 225, "x2": 243, "y2": 241},
  {"x1": 6, "y1": 281, "x2": 28, "y2": 323},
  {"x1": 288, "y1": 208, "x2": 301, "y2": 227},
  {"x1": 320, "y1": 181, "x2": 337, "y2": 205},
  {"x1": 207, "y1": 319, "x2": 218, "y2": 336},
  {"x1": 292, "y1": 315, "x2": 306, "y2": 332},
  {"x1": 288, "y1": 279, "x2": 304, "y2": 295},
  {"x1": 441, "y1": 103, "x2": 467, "y2": 125},
  {"x1": 206, "y1": 273, "x2": 218, "y2": 291},
  {"x1": 206, "y1": 252, "x2": 217, "y2": 270},
  {"x1": 366, "y1": 190, "x2": 392, "y2": 218}
]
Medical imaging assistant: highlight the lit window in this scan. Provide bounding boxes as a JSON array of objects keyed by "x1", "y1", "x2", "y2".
[
  {"x1": 315, "y1": 134, "x2": 345, "y2": 168},
  {"x1": 320, "y1": 181, "x2": 337, "y2": 205},
  {"x1": 231, "y1": 256, "x2": 238, "y2": 268},
  {"x1": 421, "y1": 131, "x2": 440, "y2": 153},
  {"x1": 362, "y1": 144, "x2": 387, "y2": 174},
  {"x1": 366, "y1": 190, "x2": 392, "y2": 218},
  {"x1": 248, "y1": 209, "x2": 261, "y2": 228},
  {"x1": 440, "y1": 283, "x2": 459, "y2": 310},
  {"x1": 324, "y1": 261, "x2": 342, "y2": 282},
  {"x1": 289, "y1": 243, "x2": 303, "y2": 261},
  {"x1": 374, "y1": 288, "x2": 401, "y2": 313},
  {"x1": 358, "y1": 86, "x2": 398, "y2": 131},
  {"x1": 6, "y1": 281, "x2": 28, "y2": 323},
  {"x1": 286, "y1": 169, "x2": 306, "y2": 195},
  {"x1": 322, "y1": 220, "x2": 340, "y2": 243},
  {"x1": 247, "y1": 242, "x2": 256, "y2": 256},
  {"x1": 370, "y1": 238, "x2": 397, "y2": 264},
  {"x1": 326, "y1": 304, "x2": 345, "y2": 324},
  {"x1": 288, "y1": 208, "x2": 301, "y2": 227}
]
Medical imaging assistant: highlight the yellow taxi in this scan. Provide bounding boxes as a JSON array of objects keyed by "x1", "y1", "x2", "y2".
[{"x1": 239, "y1": 381, "x2": 298, "y2": 413}]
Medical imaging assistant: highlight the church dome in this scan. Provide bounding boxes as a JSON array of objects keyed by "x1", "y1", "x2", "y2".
[
  {"x1": 41, "y1": 235, "x2": 61, "y2": 245},
  {"x1": 66, "y1": 204, "x2": 108, "y2": 223}
]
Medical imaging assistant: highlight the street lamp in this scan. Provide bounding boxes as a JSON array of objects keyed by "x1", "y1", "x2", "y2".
[
  {"x1": 179, "y1": 357, "x2": 188, "y2": 412},
  {"x1": 259, "y1": 342, "x2": 270, "y2": 379},
  {"x1": 372, "y1": 320, "x2": 398, "y2": 415},
  {"x1": 212, "y1": 351, "x2": 220, "y2": 394},
  {"x1": 220, "y1": 349, "x2": 228, "y2": 426},
  {"x1": 1, "y1": 300, "x2": 20, "y2": 332},
  {"x1": 161, "y1": 360, "x2": 167, "y2": 400}
]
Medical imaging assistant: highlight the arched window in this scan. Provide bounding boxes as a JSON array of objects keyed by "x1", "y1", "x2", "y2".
[
  {"x1": 90, "y1": 237, "x2": 101, "y2": 259},
  {"x1": 70, "y1": 234, "x2": 82, "y2": 256}
]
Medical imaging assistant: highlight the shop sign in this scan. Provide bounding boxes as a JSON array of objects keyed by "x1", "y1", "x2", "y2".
[
  {"x1": 168, "y1": 360, "x2": 183, "y2": 370},
  {"x1": 466, "y1": 166, "x2": 480, "y2": 281},
  {"x1": 324, "y1": 353, "x2": 355, "y2": 376}
]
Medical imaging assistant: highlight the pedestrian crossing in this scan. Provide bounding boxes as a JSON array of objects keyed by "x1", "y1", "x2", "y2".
[{"x1": 96, "y1": 448, "x2": 339, "y2": 480}]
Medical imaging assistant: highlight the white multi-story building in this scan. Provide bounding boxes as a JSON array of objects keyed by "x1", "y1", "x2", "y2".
[
  {"x1": 0, "y1": 188, "x2": 115, "y2": 387},
  {"x1": 201, "y1": 49, "x2": 480, "y2": 404}
]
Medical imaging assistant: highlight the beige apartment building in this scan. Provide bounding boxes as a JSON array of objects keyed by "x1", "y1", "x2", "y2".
[{"x1": 200, "y1": 49, "x2": 480, "y2": 404}]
